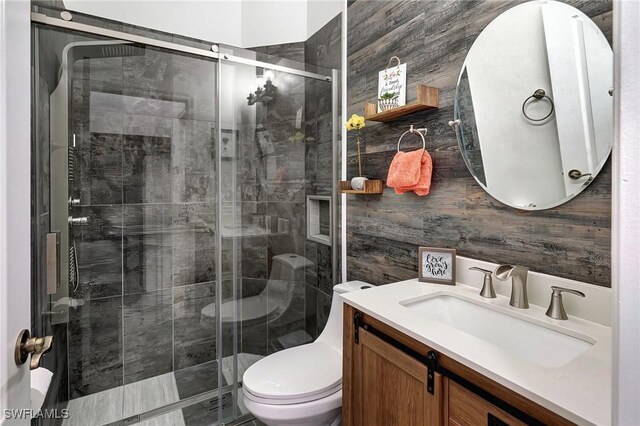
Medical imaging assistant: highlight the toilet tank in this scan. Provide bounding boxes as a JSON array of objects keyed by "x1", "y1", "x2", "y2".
[{"x1": 317, "y1": 281, "x2": 373, "y2": 350}]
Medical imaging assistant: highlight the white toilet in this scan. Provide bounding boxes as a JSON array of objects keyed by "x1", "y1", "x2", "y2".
[{"x1": 242, "y1": 281, "x2": 372, "y2": 426}]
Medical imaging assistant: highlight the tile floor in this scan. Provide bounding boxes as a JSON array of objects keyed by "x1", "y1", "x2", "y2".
[{"x1": 63, "y1": 353, "x2": 263, "y2": 426}]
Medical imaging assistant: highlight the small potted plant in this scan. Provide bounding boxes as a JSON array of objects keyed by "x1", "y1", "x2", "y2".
[
  {"x1": 345, "y1": 114, "x2": 368, "y2": 190},
  {"x1": 378, "y1": 91, "x2": 399, "y2": 111}
]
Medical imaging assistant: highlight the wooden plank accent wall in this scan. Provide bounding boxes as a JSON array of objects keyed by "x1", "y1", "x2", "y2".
[{"x1": 346, "y1": 0, "x2": 613, "y2": 288}]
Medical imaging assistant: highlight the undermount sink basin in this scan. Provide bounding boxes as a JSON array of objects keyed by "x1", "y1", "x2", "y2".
[{"x1": 401, "y1": 294, "x2": 594, "y2": 368}]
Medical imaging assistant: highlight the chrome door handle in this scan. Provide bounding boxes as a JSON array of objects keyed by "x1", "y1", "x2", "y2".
[{"x1": 15, "y1": 329, "x2": 54, "y2": 370}]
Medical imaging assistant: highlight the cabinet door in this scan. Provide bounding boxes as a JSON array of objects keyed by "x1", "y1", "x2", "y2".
[
  {"x1": 446, "y1": 380, "x2": 527, "y2": 426},
  {"x1": 353, "y1": 328, "x2": 442, "y2": 426}
]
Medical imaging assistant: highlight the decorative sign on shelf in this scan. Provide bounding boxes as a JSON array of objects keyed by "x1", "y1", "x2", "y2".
[{"x1": 378, "y1": 56, "x2": 407, "y2": 112}]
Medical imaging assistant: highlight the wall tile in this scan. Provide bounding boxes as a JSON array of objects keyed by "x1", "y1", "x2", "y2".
[
  {"x1": 172, "y1": 54, "x2": 217, "y2": 122},
  {"x1": 172, "y1": 203, "x2": 216, "y2": 286},
  {"x1": 72, "y1": 205, "x2": 123, "y2": 300},
  {"x1": 171, "y1": 119, "x2": 216, "y2": 203},
  {"x1": 173, "y1": 282, "x2": 216, "y2": 369},
  {"x1": 123, "y1": 204, "x2": 173, "y2": 295},
  {"x1": 122, "y1": 135, "x2": 173, "y2": 204},
  {"x1": 123, "y1": 289, "x2": 173, "y2": 384},
  {"x1": 123, "y1": 49, "x2": 174, "y2": 100},
  {"x1": 74, "y1": 131, "x2": 123, "y2": 206},
  {"x1": 69, "y1": 295, "x2": 123, "y2": 398}
]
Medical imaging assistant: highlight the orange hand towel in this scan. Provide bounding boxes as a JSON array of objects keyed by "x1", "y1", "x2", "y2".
[{"x1": 386, "y1": 149, "x2": 433, "y2": 196}]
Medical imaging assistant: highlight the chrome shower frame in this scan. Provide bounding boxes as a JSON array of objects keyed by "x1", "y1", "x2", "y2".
[{"x1": 31, "y1": 12, "x2": 333, "y2": 83}]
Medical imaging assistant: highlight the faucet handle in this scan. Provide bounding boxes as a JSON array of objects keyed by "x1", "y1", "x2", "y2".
[
  {"x1": 469, "y1": 267, "x2": 492, "y2": 274},
  {"x1": 469, "y1": 267, "x2": 496, "y2": 299},
  {"x1": 545, "y1": 286, "x2": 585, "y2": 320}
]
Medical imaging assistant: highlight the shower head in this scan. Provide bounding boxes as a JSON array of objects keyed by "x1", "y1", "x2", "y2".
[
  {"x1": 68, "y1": 41, "x2": 146, "y2": 62},
  {"x1": 98, "y1": 43, "x2": 146, "y2": 58},
  {"x1": 54, "y1": 40, "x2": 146, "y2": 86}
]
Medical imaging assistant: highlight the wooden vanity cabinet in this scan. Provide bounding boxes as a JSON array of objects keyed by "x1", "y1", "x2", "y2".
[
  {"x1": 343, "y1": 305, "x2": 575, "y2": 426},
  {"x1": 349, "y1": 326, "x2": 443, "y2": 425}
]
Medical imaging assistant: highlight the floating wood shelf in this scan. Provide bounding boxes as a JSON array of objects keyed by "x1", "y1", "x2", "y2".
[
  {"x1": 364, "y1": 84, "x2": 439, "y2": 122},
  {"x1": 339, "y1": 180, "x2": 384, "y2": 194}
]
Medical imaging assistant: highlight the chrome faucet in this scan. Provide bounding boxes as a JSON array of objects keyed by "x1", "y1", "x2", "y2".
[{"x1": 494, "y1": 265, "x2": 529, "y2": 309}]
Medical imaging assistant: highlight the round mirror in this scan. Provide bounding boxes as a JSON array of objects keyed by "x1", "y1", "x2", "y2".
[{"x1": 453, "y1": 0, "x2": 612, "y2": 210}]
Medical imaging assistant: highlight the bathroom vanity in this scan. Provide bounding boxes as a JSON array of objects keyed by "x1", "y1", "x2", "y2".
[{"x1": 340, "y1": 258, "x2": 611, "y2": 426}]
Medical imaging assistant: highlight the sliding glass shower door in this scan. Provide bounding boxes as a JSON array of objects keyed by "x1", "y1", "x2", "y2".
[
  {"x1": 32, "y1": 8, "x2": 337, "y2": 425},
  {"x1": 33, "y1": 22, "x2": 222, "y2": 424}
]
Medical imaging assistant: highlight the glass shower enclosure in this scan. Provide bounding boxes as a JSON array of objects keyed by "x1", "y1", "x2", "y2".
[{"x1": 31, "y1": 7, "x2": 338, "y2": 425}]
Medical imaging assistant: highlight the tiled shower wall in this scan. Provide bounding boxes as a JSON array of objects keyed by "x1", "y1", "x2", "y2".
[
  {"x1": 303, "y1": 14, "x2": 342, "y2": 339},
  {"x1": 345, "y1": 0, "x2": 612, "y2": 288}
]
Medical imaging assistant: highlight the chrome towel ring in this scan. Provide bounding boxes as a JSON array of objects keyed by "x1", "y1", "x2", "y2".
[
  {"x1": 397, "y1": 125, "x2": 427, "y2": 152},
  {"x1": 522, "y1": 89, "x2": 555, "y2": 122}
]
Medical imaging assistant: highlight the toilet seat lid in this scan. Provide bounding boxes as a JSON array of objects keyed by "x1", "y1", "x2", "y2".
[{"x1": 242, "y1": 341, "x2": 342, "y2": 403}]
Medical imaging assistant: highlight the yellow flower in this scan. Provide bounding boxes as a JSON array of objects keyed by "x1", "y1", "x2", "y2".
[{"x1": 345, "y1": 114, "x2": 365, "y2": 130}]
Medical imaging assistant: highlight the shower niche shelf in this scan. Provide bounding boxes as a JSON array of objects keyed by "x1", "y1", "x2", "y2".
[
  {"x1": 339, "y1": 180, "x2": 384, "y2": 194},
  {"x1": 364, "y1": 84, "x2": 439, "y2": 122}
]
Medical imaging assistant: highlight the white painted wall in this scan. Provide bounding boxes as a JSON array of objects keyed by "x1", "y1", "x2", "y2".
[
  {"x1": 64, "y1": 0, "x2": 244, "y2": 46},
  {"x1": 241, "y1": 0, "x2": 308, "y2": 48},
  {"x1": 612, "y1": 0, "x2": 640, "y2": 424},
  {"x1": 62, "y1": 0, "x2": 342, "y2": 48},
  {"x1": 307, "y1": 0, "x2": 343, "y2": 39}
]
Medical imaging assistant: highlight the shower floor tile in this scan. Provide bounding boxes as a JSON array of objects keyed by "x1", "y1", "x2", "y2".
[
  {"x1": 123, "y1": 372, "x2": 180, "y2": 417},
  {"x1": 64, "y1": 372, "x2": 180, "y2": 426},
  {"x1": 63, "y1": 357, "x2": 264, "y2": 426},
  {"x1": 64, "y1": 386, "x2": 123, "y2": 426}
]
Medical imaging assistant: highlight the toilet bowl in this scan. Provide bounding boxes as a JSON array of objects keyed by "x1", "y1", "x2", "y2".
[
  {"x1": 242, "y1": 281, "x2": 372, "y2": 426},
  {"x1": 201, "y1": 253, "x2": 313, "y2": 326}
]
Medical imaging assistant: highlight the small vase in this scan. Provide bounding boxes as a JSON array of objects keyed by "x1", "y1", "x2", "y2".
[{"x1": 351, "y1": 176, "x2": 369, "y2": 191}]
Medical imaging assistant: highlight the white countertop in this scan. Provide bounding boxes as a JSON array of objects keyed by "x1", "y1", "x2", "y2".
[{"x1": 340, "y1": 279, "x2": 611, "y2": 426}]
